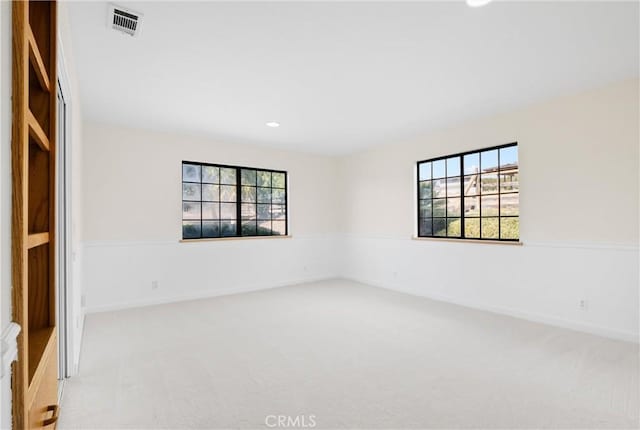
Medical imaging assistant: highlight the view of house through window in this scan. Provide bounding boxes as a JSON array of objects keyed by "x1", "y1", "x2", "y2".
[
  {"x1": 182, "y1": 162, "x2": 288, "y2": 239},
  {"x1": 417, "y1": 143, "x2": 519, "y2": 241}
]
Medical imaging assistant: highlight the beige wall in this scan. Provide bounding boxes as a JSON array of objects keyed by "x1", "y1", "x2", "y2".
[
  {"x1": 341, "y1": 78, "x2": 639, "y2": 246},
  {"x1": 80, "y1": 78, "x2": 638, "y2": 340},
  {"x1": 339, "y1": 78, "x2": 639, "y2": 341},
  {"x1": 82, "y1": 123, "x2": 341, "y2": 241},
  {"x1": 81, "y1": 124, "x2": 343, "y2": 312}
]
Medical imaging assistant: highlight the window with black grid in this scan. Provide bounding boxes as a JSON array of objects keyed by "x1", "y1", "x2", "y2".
[
  {"x1": 182, "y1": 162, "x2": 288, "y2": 239},
  {"x1": 417, "y1": 143, "x2": 519, "y2": 241}
]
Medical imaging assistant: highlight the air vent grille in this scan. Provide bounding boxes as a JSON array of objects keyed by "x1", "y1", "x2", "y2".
[{"x1": 108, "y1": 4, "x2": 143, "y2": 37}]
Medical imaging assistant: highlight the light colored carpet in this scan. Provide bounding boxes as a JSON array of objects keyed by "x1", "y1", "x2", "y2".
[{"x1": 59, "y1": 279, "x2": 639, "y2": 429}]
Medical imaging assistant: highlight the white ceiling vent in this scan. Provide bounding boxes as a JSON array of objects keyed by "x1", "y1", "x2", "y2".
[{"x1": 108, "y1": 4, "x2": 143, "y2": 37}]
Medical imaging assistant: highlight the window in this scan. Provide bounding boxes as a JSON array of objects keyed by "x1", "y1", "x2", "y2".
[
  {"x1": 417, "y1": 143, "x2": 519, "y2": 241},
  {"x1": 182, "y1": 161, "x2": 288, "y2": 239}
]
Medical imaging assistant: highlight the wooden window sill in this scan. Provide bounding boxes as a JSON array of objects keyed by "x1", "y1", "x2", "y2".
[
  {"x1": 180, "y1": 235, "x2": 292, "y2": 243},
  {"x1": 412, "y1": 236, "x2": 522, "y2": 246}
]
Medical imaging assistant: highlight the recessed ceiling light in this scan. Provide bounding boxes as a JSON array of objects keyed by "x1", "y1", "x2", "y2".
[
  {"x1": 266, "y1": 121, "x2": 280, "y2": 128},
  {"x1": 466, "y1": 0, "x2": 493, "y2": 7}
]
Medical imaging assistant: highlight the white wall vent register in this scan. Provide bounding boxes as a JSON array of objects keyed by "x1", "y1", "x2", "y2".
[{"x1": 108, "y1": 4, "x2": 143, "y2": 37}]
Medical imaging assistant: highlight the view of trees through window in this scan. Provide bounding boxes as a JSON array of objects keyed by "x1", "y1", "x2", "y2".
[
  {"x1": 182, "y1": 162, "x2": 287, "y2": 239},
  {"x1": 417, "y1": 143, "x2": 519, "y2": 241}
]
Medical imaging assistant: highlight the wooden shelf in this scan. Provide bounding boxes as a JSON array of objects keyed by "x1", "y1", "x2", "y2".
[
  {"x1": 27, "y1": 25, "x2": 50, "y2": 92},
  {"x1": 27, "y1": 109, "x2": 50, "y2": 152},
  {"x1": 27, "y1": 232, "x2": 49, "y2": 249},
  {"x1": 27, "y1": 326, "x2": 54, "y2": 386},
  {"x1": 14, "y1": 2, "x2": 59, "y2": 428}
]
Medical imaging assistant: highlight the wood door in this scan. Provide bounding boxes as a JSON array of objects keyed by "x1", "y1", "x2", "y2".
[{"x1": 12, "y1": 1, "x2": 59, "y2": 428}]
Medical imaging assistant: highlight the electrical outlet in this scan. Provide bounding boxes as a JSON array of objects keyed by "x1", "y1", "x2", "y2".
[
  {"x1": 151, "y1": 280, "x2": 159, "y2": 290},
  {"x1": 579, "y1": 299, "x2": 588, "y2": 311}
]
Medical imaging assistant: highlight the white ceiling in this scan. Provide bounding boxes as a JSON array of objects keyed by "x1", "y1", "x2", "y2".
[{"x1": 67, "y1": 1, "x2": 639, "y2": 155}]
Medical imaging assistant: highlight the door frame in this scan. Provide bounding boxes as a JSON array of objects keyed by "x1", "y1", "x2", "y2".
[{"x1": 56, "y1": 32, "x2": 73, "y2": 388}]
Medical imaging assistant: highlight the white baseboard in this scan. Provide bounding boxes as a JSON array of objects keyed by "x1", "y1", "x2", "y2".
[
  {"x1": 344, "y1": 276, "x2": 639, "y2": 344},
  {"x1": 85, "y1": 275, "x2": 336, "y2": 314}
]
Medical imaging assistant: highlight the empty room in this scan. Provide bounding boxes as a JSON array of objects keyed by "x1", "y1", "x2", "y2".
[{"x1": 0, "y1": 0, "x2": 638, "y2": 429}]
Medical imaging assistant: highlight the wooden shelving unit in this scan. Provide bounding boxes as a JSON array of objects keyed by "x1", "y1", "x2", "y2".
[{"x1": 12, "y1": 1, "x2": 59, "y2": 428}]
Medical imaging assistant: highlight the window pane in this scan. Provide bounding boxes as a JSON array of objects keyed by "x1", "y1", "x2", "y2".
[
  {"x1": 220, "y1": 203, "x2": 236, "y2": 219},
  {"x1": 202, "y1": 184, "x2": 219, "y2": 201},
  {"x1": 481, "y1": 149, "x2": 498, "y2": 171},
  {"x1": 182, "y1": 221, "x2": 201, "y2": 239},
  {"x1": 182, "y1": 183, "x2": 201, "y2": 201},
  {"x1": 258, "y1": 220, "x2": 272, "y2": 235},
  {"x1": 241, "y1": 203, "x2": 256, "y2": 220},
  {"x1": 447, "y1": 198, "x2": 461, "y2": 217},
  {"x1": 481, "y1": 195, "x2": 499, "y2": 216},
  {"x1": 241, "y1": 221, "x2": 257, "y2": 236},
  {"x1": 433, "y1": 179, "x2": 446, "y2": 198},
  {"x1": 181, "y1": 163, "x2": 286, "y2": 240},
  {"x1": 257, "y1": 204, "x2": 271, "y2": 220},
  {"x1": 220, "y1": 221, "x2": 237, "y2": 237},
  {"x1": 446, "y1": 177, "x2": 460, "y2": 197},
  {"x1": 220, "y1": 185, "x2": 237, "y2": 202},
  {"x1": 447, "y1": 218, "x2": 461, "y2": 237},
  {"x1": 464, "y1": 218, "x2": 480, "y2": 238},
  {"x1": 417, "y1": 145, "x2": 517, "y2": 243},
  {"x1": 433, "y1": 199, "x2": 446, "y2": 217},
  {"x1": 446, "y1": 157, "x2": 460, "y2": 177},
  {"x1": 419, "y1": 162, "x2": 431, "y2": 181},
  {"x1": 432, "y1": 159, "x2": 446, "y2": 179},
  {"x1": 481, "y1": 217, "x2": 499, "y2": 239},
  {"x1": 241, "y1": 169, "x2": 256, "y2": 185},
  {"x1": 500, "y1": 193, "x2": 519, "y2": 216},
  {"x1": 418, "y1": 218, "x2": 432, "y2": 236},
  {"x1": 500, "y1": 217, "x2": 519, "y2": 240},
  {"x1": 481, "y1": 173, "x2": 498, "y2": 194},
  {"x1": 257, "y1": 171, "x2": 272, "y2": 187},
  {"x1": 419, "y1": 181, "x2": 432, "y2": 199},
  {"x1": 272, "y1": 221, "x2": 286, "y2": 235},
  {"x1": 182, "y1": 202, "x2": 200, "y2": 220},
  {"x1": 272, "y1": 172, "x2": 286, "y2": 188},
  {"x1": 202, "y1": 221, "x2": 220, "y2": 238},
  {"x1": 464, "y1": 153, "x2": 480, "y2": 175},
  {"x1": 272, "y1": 204, "x2": 286, "y2": 220},
  {"x1": 500, "y1": 146, "x2": 518, "y2": 169},
  {"x1": 500, "y1": 170, "x2": 519, "y2": 193},
  {"x1": 202, "y1": 166, "x2": 219, "y2": 183},
  {"x1": 464, "y1": 196, "x2": 480, "y2": 217},
  {"x1": 433, "y1": 218, "x2": 446, "y2": 236},
  {"x1": 202, "y1": 202, "x2": 219, "y2": 219},
  {"x1": 463, "y1": 175, "x2": 479, "y2": 196},
  {"x1": 183, "y1": 164, "x2": 200, "y2": 182},
  {"x1": 272, "y1": 189, "x2": 286, "y2": 204},
  {"x1": 241, "y1": 186, "x2": 256, "y2": 203},
  {"x1": 257, "y1": 187, "x2": 271, "y2": 203},
  {"x1": 419, "y1": 200, "x2": 432, "y2": 218},
  {"x1": 220, "y1": 168, "x2": 236, "y2": 185}
]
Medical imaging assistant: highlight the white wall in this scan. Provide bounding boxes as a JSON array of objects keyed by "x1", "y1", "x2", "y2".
[
  {"x1": 0, "y1": 1, "x2": 12, "y2": 427},
  {"x1": 0, "y1": 4, "x2": 85, "y2": 426},
  {"x1": 340, "y1": 78, "x2": 639, "y2": 342},
  {"x1": 81, "y1": 123, "x2": 342, "y2": 312}
]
